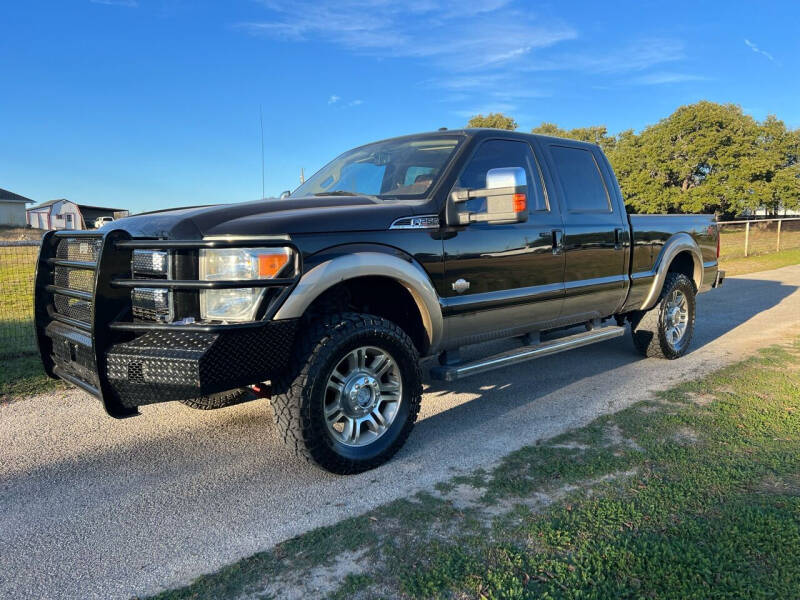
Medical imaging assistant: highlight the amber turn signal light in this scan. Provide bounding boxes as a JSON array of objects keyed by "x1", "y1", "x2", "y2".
[
  {"x1": 258, "y1": 252, "x2": 290, "y2": 278},
  {"x1": 512, "y1": 193, "x2": 527, "y2": 212}
]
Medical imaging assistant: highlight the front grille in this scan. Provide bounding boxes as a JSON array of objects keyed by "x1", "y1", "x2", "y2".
[
  {"x1": 132, "y1": 249, "x2": 168, "y2": 275},
  {"x1": 54, "y1": 265, "x2": 95, "y2": 292},
  {"x1": 131, "y1": 249, "x2": 172, "y2": 321},
  {"x1": 56, "y1": 238, "x2": 102, "y2": 262},
  {"x1": 52, "y1": 237, "x2": 101, "y2": 327},
  {"x1": 131, "y1": 287, "x2": 172, "y2": 321},
  {"x1": 54, "y1": 295, "x2": 93, "y2": 322}
]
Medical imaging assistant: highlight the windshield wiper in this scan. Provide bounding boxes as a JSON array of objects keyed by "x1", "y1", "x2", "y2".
[{"x1": 313, "y1": 191, "x2": 360, "y2": 197}]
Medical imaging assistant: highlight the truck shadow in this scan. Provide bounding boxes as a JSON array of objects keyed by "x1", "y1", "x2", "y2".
[
  {"x1": 690, "y1": 276, "x2": 797, "y2": 352},
  {"x1": 411, "y1": 276, "x2": 797, "y2": 452}
]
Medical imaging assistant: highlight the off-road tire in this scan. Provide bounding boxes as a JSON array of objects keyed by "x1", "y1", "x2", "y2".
[
  {"x1": 630, "y1": 272, "x2": 696, "y2": 359},
  {"x1": 180, "y1": 388, "x2": 250, "y2": 410},
  {"x1": 272, "y1": 312, "x2": 423, "y2": 474}
]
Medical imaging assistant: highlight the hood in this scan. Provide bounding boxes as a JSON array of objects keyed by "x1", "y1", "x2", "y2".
[{"x1": 109, "y1": 195, "x2": 424, "y2": 239}]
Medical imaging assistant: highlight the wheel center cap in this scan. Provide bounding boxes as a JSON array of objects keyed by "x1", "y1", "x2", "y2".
[
  {"x1": 344, "y1": 374, "x2": 380, "y2": 414},
  {"x1": 356, "y1": 385, "x2": 372, "y2": 407}
]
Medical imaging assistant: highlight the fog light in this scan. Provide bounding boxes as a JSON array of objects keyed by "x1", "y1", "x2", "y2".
[
  {"x1": 132, "y1": 287, "x2": 172, "y2": 321},
  {"x1": 132, "y1": 250, "x2": 169, "y2": 275}
]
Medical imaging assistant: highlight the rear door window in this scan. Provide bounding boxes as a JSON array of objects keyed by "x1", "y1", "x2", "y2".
[{"x1": 549, "y1": 145, "x2": 611, "y2": 212}]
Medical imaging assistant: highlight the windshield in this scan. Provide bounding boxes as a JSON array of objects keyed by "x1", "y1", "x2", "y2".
[{"x1": 292, "y1": 135, "x2": 463, "y2": 199}]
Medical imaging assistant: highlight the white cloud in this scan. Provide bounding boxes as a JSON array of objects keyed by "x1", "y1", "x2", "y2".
[
  {"x1": 524, "y1": 38, "x2": 687, "y2": 75},
  {"x1": 239, "y1": 2, "x2": 692, "y2": 117},
  {"x1": 238, "y1": 1, "x2": 576, "y2": 72},
  {"x1": 453, "y1": 102, "x2": 518, "y2": 119},
  {"x1": 328, "y1": 95, "x2": 340, "y2": 104},
  {"x1": 632, "y1": 71, "x2": 706, "y2": 85},
  {"x1": 744, "y1": 39, "x2": 774, "y2": 61},
  {"x1": 348, "y1": 99, "x2": 363, "y2": 106}
]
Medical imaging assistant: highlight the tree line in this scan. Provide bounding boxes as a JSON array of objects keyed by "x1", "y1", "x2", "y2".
[{"x1": 467, "y1": 102, "x2": 800, "y2": 217}]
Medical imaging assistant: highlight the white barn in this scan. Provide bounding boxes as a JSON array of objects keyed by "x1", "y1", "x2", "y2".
[
  {"x1": 27, "y1": 199, "x2": 85, "y2": 230},
  {"x1": 0, "y1": 188, "x2": 34, "y2": 226},
  {"x1": 27, "y1": 199, "x2": 129, "y2": 230}
]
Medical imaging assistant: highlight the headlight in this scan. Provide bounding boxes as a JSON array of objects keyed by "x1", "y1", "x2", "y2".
[{"x1": 199, "y1": 247, "x2": 291, "y2": 322}]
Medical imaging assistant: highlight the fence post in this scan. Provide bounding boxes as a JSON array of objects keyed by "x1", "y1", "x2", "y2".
[
  {"x1": 744, "y1": 221, "x2": 750, "y2": 257},
  {"x1": 776, "y1": 219, "x2": 782, "y2": 252}
]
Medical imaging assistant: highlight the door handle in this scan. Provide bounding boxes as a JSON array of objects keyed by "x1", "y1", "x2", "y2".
[
  {"x1": 614, "y1": 227, "x2": 625, "y2": 250},
  {"x1": 551, "y1": 229, "x2": 564, "y2": 255}
]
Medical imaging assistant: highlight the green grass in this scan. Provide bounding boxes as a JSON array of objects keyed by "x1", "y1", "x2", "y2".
[
  {"x1": 0, "y1": 245, "x2": 64, "y2": 402},
  {"x1": 719, "y1": 225, "x2": 800, "y2": 260},
  {"x1": 721, "y1": 247, "x2": 800, "y2": 277},
  {"x1": 143, "y1": 339, "x2": 800, "y2": 600},
  {"x1": 0, "y1": 245, "x2": 38, "y2": 357},
  {"x1": 0, "y1": 354, "x2": 63, "y2": 403}
]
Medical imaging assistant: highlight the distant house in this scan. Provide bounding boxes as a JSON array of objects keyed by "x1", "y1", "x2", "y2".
[
  {"x1": 748, "y1": 206, "x2": 800, "y2": 217},
  {"x1": 0, "y1": 188, "x2": 34, "y2": 227},
  {"x1": 27, "y1": 199, "x2": 129, "y2": 230}
]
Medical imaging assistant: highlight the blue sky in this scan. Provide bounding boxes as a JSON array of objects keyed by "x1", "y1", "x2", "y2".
[{"x1": 1, "y1": 0, "x2": 798, "y2": 213}]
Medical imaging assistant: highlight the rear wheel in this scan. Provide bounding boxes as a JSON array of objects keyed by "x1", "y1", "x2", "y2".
[
  {"x1": 630, "y1": 272, "x2": 696, "y2": 359},
  {"x1": 272, "y1": 312, "x2": 422, "y2": 474}
]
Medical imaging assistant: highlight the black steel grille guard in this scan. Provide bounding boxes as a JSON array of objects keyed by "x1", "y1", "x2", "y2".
[{"x1": 34, "y1": 229, "x2": 302, "y2": 417}]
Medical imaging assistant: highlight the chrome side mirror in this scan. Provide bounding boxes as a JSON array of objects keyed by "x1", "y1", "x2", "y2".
[
  {"x1": 448, "y1": 166, "x2": 528, "y2": 226},
  {"x1": 486, "y1": 167, "x2": 526, "y2": 190}
]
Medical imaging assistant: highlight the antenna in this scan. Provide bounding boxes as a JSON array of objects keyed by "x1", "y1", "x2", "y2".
[{"x1": 259, "y1": 104, "x2": 265, "y2": 199}]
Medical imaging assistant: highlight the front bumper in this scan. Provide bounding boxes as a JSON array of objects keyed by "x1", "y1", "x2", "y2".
[
  {"x1": 71, "y1": 320, "x2": 295, "y2": 408},
  {"x1": 35, "y1": 230, "x2": 301, "y2": 417}
]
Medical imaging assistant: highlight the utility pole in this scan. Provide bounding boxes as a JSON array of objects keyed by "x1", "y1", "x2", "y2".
[
  {"x1": 300, "y1": 168, "x2": 305, "y2": 184},
  {"x1": 259, "y1": 105, "x2": 265, "y2": 199}
]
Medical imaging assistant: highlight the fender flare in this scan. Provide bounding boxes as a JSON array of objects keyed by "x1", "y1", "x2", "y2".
[
  {"x1": 640, "y1": 232, "x2": 703, "y2": 311},
  {"x1": 273, "y1": 251, "x2": 444, "y2": 353}
]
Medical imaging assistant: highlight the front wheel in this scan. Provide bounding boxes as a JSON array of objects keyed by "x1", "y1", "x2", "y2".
[
  {"x1": 630, "y1": 272, "x2": 696, "y2": 359},
  {"x1": 272, "y1": 313, "x2": 422, "y2": 474}
]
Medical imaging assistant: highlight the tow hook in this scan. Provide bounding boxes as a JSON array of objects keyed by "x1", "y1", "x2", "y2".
[{"x1": 250, "y1": 383, "x2": 272, "y2": 399}]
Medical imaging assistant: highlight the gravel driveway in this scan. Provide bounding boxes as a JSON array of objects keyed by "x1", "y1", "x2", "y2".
[{"x1": 2, "y1": 265, "x2": 799, "y2": 600}]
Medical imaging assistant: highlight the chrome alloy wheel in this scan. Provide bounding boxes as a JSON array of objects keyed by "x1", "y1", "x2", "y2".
[
  {"x1": 664, "y1": 289, "x2": 689, "y2": 348},
  {"x1": 324, "y1": 346, "x2": 403, "y2": 447}
]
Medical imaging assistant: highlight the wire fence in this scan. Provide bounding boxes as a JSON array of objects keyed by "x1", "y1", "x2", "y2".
[
  {"x1": 718, "y1": 217, "x2": 800, "y2": 260},
  {"x1": 1, "y1": 218, "x2": 799, "y2": 357},
  {"x1": 0, "y1": 241, "x2": 40, "y2": 358}
]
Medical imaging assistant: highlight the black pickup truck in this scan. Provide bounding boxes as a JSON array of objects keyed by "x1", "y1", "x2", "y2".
[{"x1": 34, "y1": 129, "x2": 724, "y2": 473}]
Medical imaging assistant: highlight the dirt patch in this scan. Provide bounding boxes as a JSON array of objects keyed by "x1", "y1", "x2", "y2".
[
  {"x1": 686, "y1": 392, "x2": 716, "y2": 406},
  {"x1": 251, "y1": 550, "x2": 367, "y2": 600},
  {"x1": 673, "y1": 427, "x2": 700, "y2": 445},
  {"x1": 548, "y1": 440, "x2": 591, "y2": 450},
  {"x1": 436, "y1": 469, "x2": 639, "y2": 522},
  {"x1": 604, "y1": 424, "x2": 644, "y2": 452},
  {"x1": 446, "y1": 483, "x2": 488, "y2": 510},
  {"x1": 758, "y1": 473, "x2": 800, "y2": 496},
  {"x1": 0, "y1": 226, "x2": 47, "y2": 241}
]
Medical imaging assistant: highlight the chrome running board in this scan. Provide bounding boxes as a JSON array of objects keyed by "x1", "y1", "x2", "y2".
[{"x1": 429, "y1": 326, "x2": 625, "y2": 382}]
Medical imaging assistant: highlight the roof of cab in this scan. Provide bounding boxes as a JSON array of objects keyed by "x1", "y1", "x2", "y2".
[{"x1": 362, "y1": 128, "x2": 601, "y2": 152}]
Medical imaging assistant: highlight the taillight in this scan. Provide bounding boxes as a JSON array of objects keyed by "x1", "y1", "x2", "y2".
[{"x1": 716, "y1": 228, "x2": 720, "y2": 259}]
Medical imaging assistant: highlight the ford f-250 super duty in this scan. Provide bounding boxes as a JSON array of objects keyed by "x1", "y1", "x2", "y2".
[{"x1": 34, "y1": 129, "x2": 724, "y2": 473}]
